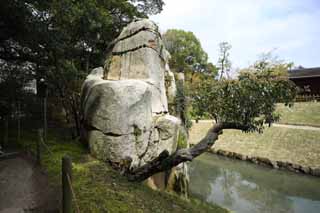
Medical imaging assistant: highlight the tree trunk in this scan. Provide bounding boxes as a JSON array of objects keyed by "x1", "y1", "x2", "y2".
[
  {"x1": 127, "y1": 122, "x2": 249, "y2": 182},
  {"x1": 70, "y1": 94, "x2": 81, "y2": 138},
  {"x1": 190, "y1": 72, "x2": 194, "y2": 84},
  {"x1": 72, "y1": 104, "x2": 81, "y2": 138}
]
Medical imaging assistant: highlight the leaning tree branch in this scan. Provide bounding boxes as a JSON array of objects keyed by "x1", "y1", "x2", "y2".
[{"x1": 127, "y1": 122, "x2": 250, "y2": 182}]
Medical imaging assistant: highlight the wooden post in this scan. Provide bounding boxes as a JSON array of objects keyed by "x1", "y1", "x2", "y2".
[
  {"x1": 17, "y1": 101, "x2": 21, "y2": 143},
  {"x1": 62, "y1": 155, "x2": 72, "y2": 213},
  {"x1": 4, "y1": 116, "x2": 9, "y2": 148},
  {"x1": 43, "y1": 97, "x2": 47, "y2": 144},
  {"x1": 37, "y1": 129, "x2": 42, "y2": 165}
]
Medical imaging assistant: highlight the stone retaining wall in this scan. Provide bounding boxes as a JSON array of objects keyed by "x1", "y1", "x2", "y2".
[{"x1": 209, "y1": 148, "x2": 320, "y2": 177}]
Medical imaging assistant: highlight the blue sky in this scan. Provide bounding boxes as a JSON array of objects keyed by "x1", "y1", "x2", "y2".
[{"x1": 151, "y1": 0, "x2": 320, "y2": 69}]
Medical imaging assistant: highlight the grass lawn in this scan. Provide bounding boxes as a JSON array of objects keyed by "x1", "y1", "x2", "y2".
[
  {"x1": 276, "y1": 102, "x2": 320, "y2": 126},
  {"x1": 5, "y1": 128, "x2": 227, "y2": 213},
  {"x1": 189, "y1": 122, "x2": 320, "y2": 169},
  {"x1": 189, "y1": 121, "x2": 214, "y2": 146},
  {"x1": 215, "y1": 127, "x2": 320, "y2": 169}
]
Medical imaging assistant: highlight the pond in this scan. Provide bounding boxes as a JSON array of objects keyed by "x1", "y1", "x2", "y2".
[{"x1": 189, "y1": 153, "x2": 320, "y2": 213}]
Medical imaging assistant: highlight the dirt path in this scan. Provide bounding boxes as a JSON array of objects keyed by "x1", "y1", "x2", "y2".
[{"x1": 0, "y1": 155, "x2": 59, "y2": 213}]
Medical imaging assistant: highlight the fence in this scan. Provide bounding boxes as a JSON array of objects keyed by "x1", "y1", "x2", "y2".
[
  {"x1": 25, "y1": 129, "x2": 81, "y2": 213},
  {"x1": 62, "y1": 156, "x2": 81, "y2": 213},
  {"x1": 295, "y1": 94, "x2": 320, "y2": 102}
]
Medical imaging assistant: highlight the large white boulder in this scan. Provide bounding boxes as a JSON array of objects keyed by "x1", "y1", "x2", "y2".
[{"x1": 81, "y1": 19, "x2": 189, "y2": 197}]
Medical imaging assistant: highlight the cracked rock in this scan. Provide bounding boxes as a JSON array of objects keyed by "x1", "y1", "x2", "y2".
[
  {"x1": 80, "y1": 19, "x2": 188, "y2": 192},
  {"x1": 105, "y1": 19, "x2": 170, "y2": 114}
]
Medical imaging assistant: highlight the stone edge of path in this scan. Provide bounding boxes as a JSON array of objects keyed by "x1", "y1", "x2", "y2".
[{"x1": 209, "y1": 148, "x2": 320, "y2": 177}]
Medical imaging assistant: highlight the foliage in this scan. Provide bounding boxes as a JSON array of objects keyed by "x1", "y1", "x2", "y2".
[
  {"x1": 163, "y1": 29, "x2": 214, "y2": 76},
  {"x1": 217, "y1": 41, "x2": 232, "y2": 80},
  {"x1": 0, "y1": 0, "x2": 164, "y2": 135},
  {"x1": 129, "y1": 0, "x2": 165, "y2": 15},
  {"x1": 46, "y1": 0, "x2": 164, "y2": 135},
  {"x1": 163, "y1": 29, "x2": 216, "y2": 131},
  {"x1": 0, "y1": 65, "x2": 31, "y2": 118},
  {"x1": 192, "y1": 65, "x2": 297, "y2": 132},
  {"x1": 205, "y1": 62, "x2": 219, "y2": 78}
]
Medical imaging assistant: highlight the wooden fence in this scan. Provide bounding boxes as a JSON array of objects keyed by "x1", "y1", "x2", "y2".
[{"x1": 295, "y1": 94, "x2": 320, "y2": 102}]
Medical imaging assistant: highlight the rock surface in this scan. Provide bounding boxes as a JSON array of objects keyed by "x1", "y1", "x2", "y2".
[
  {"x1": 105, "y1": 19, "x2": 170, "y2": 114},
  {"x1": 81, "y1": 18, "x2": 189, "y2": 193}
]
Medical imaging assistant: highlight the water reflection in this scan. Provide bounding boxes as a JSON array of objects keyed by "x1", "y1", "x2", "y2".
[{"x1": 189, "y1": 153, "x2": 320, "y2": 213}]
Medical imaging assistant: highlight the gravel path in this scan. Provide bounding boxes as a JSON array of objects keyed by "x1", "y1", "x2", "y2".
[{"x1": 0, "y1": 155, "x2": 59, "y2": 213}]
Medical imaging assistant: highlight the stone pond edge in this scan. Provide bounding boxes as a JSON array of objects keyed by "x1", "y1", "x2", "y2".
[{"x1": 206, "y1": 148, "x2": 320, "y2": 177}]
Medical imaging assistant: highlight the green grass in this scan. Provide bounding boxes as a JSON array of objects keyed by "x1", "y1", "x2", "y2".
[
  {"x1": 190, "y1": 122, "x2": 320, "y2": 169},
  {"x1": 72, "y1": 157, "x2": 227, "y2": 213},
  {"x1": 189, "y1": 121, "x2": 213, "y2": 145},
  {"x1": 276, "y1": 102, "x2": 320, "y2": 126},
  {"x1": 215, "y1": 127, "x2": 320, "y2": 168},
  {"x1": 6, "y1": 128, "x2": 228, "y2": 213}
]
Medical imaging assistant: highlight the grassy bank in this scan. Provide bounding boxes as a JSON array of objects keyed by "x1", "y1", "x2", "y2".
[
  {"x1": 276, "y1": 102, "x2": 320, "y2": 126},
  {"x1": 189, "y1": 122, "x2": 320, "y2": 169},
  {"x1": 6, "y1": 128, "x2": 227, "y2": 213},
  {"x1": 215, "y1": 127, "x2": 320, "y2": 169}
]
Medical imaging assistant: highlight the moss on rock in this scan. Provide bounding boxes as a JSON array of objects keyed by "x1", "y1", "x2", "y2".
[{"x1": 177, "y1": 128, "x2": 188, "y2": 149}]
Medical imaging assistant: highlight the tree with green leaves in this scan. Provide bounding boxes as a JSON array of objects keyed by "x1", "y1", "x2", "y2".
[
  {"x1": 46, "y1": 0, "x2": 164, "y2": 136},
  {"x1": 0, "y1": 0, "x2": 164, "y2": 136},
  {"x1": 162, "y1": 29, "x2": 217, "y2": 135},
  {"x1": 163, "y1": 29, "x2": 216, "y2": 82},
  {"x1": 126, "y1": 58, "x2": 297, "y2": 181}
]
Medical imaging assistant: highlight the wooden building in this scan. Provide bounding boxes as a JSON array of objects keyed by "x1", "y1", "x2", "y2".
[{"x1": 289, "y1": 67, "x2": 320, "y2": 95}]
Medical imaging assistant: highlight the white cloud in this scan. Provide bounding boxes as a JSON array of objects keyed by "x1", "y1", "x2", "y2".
[{"x1": 151, "y1": 0, "x2": 320, "y2": 68}]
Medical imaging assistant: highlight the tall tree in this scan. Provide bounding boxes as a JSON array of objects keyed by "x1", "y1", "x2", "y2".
[
  {"x1": 217, "y1": 41, "x2": 232, "y2": 80},
  {"x1": 0, "y1": 0, "x2": 164, "y2": 135},
  {"x1": 163, "y1": 29, "x2": 213, "y2": 81}
]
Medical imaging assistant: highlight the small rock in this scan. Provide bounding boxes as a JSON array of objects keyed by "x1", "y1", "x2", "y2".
[
  {"x1": 301, "y1": 166, "x2": 310, "y2": 174},
  {"x1": 271, "y1": 161, "x2": 279, "y2": 169}
]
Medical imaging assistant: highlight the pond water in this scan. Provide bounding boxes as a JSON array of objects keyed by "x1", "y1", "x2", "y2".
[{"x1": 189, "y1": 153, "x2": 320, "y2": 213}]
